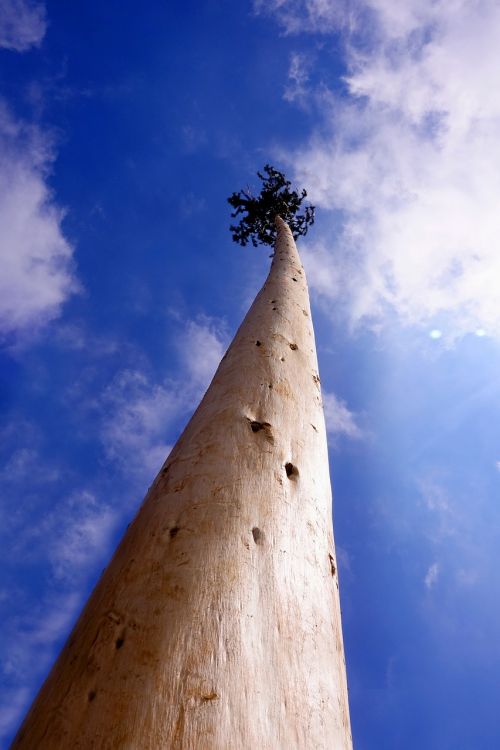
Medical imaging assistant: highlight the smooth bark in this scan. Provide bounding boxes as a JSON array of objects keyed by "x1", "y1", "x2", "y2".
[{"x1": 12, "y1": 218, "x2": 352, "y2": 749}]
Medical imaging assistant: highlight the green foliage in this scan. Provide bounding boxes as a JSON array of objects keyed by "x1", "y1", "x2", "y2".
[{"x1": 228, "y1": 164, "x2": 315, "y2": 247}]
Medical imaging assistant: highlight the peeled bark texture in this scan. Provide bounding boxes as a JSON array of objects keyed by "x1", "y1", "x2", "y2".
[{"x1": 12, "y1": 218, "x2": 352, "y2": 750}]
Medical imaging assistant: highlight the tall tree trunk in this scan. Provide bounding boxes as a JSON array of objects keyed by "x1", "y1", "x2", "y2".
[{"x1": 12, "y1": 218, "x2": 352, "y2": 749}]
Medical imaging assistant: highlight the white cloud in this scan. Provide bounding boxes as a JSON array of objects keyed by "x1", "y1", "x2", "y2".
[
  {"x1": 0, "y1": 0, "x2": 46, "y2": 51},
  {"x1": 279, "y1": 0, "x2": 500, "y2": 339},
  {"x1": 301, "y1": 240, "x2": 342, "y2": 300},
  {"x1": 361, "y1": 0, "x2": 460, "y2": 40},
  {"x1": 424, "y1": 561, "x2": 440, "y2": 589},
  {"x1": 0, "y1": 101, "x2": 78, "y2": 341},
  {"x1": 323, "y1": 390, "x2": 363, "y2": 439}
]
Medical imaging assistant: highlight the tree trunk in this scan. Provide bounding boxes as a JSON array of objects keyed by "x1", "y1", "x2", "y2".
[{"x1": 12, "y1": 217, "x2": 352, "y2": 749}]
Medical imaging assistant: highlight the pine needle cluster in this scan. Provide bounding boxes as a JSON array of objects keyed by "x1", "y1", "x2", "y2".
[{"x1": 228, "y1": 164, "x2": 315, "y2": 247}]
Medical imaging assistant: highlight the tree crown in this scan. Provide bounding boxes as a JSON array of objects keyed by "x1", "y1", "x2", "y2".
[{"x1": 228, "y1": 164, "x2": 315, "y2": 247}]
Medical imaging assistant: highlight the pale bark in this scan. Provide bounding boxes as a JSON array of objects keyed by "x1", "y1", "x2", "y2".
[{"x1": 12, "y1": 218, "x2": 352, "y2": 749}]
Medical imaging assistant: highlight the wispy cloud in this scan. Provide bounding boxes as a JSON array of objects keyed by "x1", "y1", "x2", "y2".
[
  {"x1": 49, "y1": 491, "x2": 117, "y2": 581},
  {"x1": 0, "y1": 460, "x2": 116, "y2": 740},
  {"x1": 419, "y1": 478, "x2": 451, "y2": 515},
  {"x1": 0, "y1": 447, "x2": 118, "y2": 585},
  {"x1": 272, "y1": 0, "x2": 500, "y2": 339},
  {"x1": 284, "y1": 52, "x2": 313, "y2": 103},
  {"x1": 323, "y1": 390, "x2": 363, "y2": 440},
  {"x1": 416, "y1": 473, "x2": 486, "y2": 593},
  {"x1": 0, "y1": 687, "x2": 30, "y2": 739},
  {"x1": 0, "y1": 0, "x2": 46, "y2": 52},
  {"x1": 178, "y1": 316, "x2": 228, "y2": 388},
  {"x1": 254, "y1": 0, "x2": 352, "y2": 35},
  {"x1": 0, "y1": 446, "x2": 60, "y2": 484},
  {"x1": 52, "y1": 322, "x2": 121, "y2": 355},
  {"x1": 0, "y1": 592, "x2": 81, "y2": 740},
  {"x1": 424, "y1": 561, "x2": 439, "y2": 589},
  {"x1": 2, "y1": 593, "x2": 80, "y2": 680},
  {"x1": 0, "y1": 101, "x2": 79, "y2": 342},
  {"x1": 100, "y1": 368, "x2": 179, "y2": 478},
  {"x1": 0, "y1": 446, "x2": 118, "y2": 741},
  {"x1": 100, "y1": 315, "x2": 229, "y2": 479}
]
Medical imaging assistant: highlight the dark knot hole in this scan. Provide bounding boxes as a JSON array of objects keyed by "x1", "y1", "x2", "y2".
[{"x1": 252, "y1": 527, "x2": 263, "y2": 544}]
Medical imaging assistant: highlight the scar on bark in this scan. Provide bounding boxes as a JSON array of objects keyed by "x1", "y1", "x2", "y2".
[
  {"x1": 249, "y1": 420, "x2": 269, "y2": 432},
  {"x1": 329, "y1": 554, "x2": 336, "y2": 577},
  {"x1": 289, "y1": 343, "x2": 298, "y2": 350},
  {"x1": 201, "y1": 691, "x2": 218, "y2": 702},
  {"x1": 248, "y1": 419, "x2": 274, "y2": 444},
  {"x1": 285, "y1": 462, "x2": 298, "y2": 479}
]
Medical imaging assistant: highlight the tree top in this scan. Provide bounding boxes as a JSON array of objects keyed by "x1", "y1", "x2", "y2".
[{"x1": 227, "y1": 164, "x2": 315, "y2": 247}]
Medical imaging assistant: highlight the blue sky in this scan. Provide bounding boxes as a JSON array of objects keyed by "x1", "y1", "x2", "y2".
[{"x1": 1, "y1": 0, "x2": 500, "y2": 747}]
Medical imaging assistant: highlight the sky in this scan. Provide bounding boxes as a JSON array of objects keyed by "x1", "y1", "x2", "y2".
[{"x1": 1, "y1": 0, "x2": 500, "y2": 747}]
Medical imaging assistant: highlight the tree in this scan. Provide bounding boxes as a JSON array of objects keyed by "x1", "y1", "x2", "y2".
[
  {"x1": 228, "y1": 164, "x2": 315, "y2": 247},
  {"x1": 12, "y1": 186, "x2": 351, "y2": 749}
]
